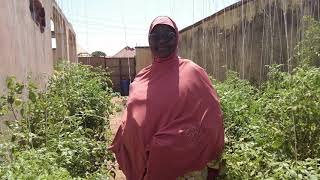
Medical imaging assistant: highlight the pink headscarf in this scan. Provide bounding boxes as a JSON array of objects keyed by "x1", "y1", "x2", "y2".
[
  {"x1": 148, "y1": 16, "x2": 179, "y2": 62},
  {"x1": 109, "y1": 16, "x2": 224, "y2": 180}
]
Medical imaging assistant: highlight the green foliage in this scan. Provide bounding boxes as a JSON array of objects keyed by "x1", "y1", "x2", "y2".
[
  {"x1": 295, "y1": 16, "x2": 320, "y2": 67},
  {"x1": 212, "y1": 72, "x2": 259, "y2": 143},
  {"x1": 211, "y1": 17, "x2": 320, "y2": 179},
  {"x1": 0, "y1": 61, "x2": 115, "y2": 179},
  {"x1": 91, "y1": 51, "x2": 107, "y2": 57},
  {"x1": 115, "y1": 104, "x2": 123, "y2": 112},
  {"x1": 0, "y1": 148, "x2": 72, "y2": 179},
  {"x1": 260, "y1": 65, "x2": 320, "y2": 160},
  {"x1": 213, "y1": 66, "x2": 320, "y2": 179},
  {"x1": 223, "y1": 141, "x2": 320, "y2": 179}
]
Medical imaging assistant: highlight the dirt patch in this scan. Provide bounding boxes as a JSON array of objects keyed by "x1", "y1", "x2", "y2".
[{"x1": 109, "y1": 97, "x2": 126, "y2": 180}]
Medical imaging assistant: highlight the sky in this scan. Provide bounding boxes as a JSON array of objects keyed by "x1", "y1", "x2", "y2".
[{"x1": 56, "y1": 0, "x2": 239, "y2": 56}]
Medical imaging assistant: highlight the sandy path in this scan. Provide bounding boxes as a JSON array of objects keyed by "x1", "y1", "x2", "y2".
[{"x1": 109, "y1": 97, "x2": 126, "y2": 180}]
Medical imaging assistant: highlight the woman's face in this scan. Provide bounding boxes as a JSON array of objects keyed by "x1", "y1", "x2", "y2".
[{"x1": 149, "y1": 24, "x2": 177, "y2": 58}]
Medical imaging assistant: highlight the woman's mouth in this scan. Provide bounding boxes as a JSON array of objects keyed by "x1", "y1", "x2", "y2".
[{"x1": 156, "y1": 47, "x2": 168, "y2": 51}]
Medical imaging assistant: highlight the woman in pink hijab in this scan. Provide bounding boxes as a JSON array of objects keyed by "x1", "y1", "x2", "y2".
[{"x1": 110, "y1": 16, "x2": 224, "y2": 180}]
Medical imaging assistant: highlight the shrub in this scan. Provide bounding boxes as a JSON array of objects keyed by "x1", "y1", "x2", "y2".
[{"x1": 0, "y1": 61, "x2": 115, "y2": 178}]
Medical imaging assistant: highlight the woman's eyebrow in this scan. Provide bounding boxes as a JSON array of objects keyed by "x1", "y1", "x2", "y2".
[{"x1": 153, "y1": 29, "x2": 174, "y2": 33}]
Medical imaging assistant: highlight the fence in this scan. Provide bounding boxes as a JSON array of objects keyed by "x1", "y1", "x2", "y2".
[{"x1": 78, "y1": 57, "x2": 136, "y2": 93}]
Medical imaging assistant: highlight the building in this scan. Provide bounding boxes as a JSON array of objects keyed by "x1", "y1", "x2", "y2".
[
  {"x1": 77, "y1": 44, "x2": 90, "y2": 57},
  {"x1": 78, "y1": 46, "x2": 136, "y2": 93},
  {"x1": 178, "y1": 0, "x2": 320, "y2": 84},
  {"x1": 0, "y1": 0, "x2": 77, "y2": 89},
  {"x1": 112, "y1": 46, "x2": 135, "y2": 58},
  {"x1": 135, "y1": 46, "x2": 152, "y2": 73}
]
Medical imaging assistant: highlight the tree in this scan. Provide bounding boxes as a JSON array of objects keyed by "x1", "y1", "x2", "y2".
[{"x1": 91, "y1": 51, "x2": 106, "y2": 57}]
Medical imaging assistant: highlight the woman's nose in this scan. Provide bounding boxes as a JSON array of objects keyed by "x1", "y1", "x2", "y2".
[{"x1": 159, "y1": 37, "x2": 168, "y2": 44}]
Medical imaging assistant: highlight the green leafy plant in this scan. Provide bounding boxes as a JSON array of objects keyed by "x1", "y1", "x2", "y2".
[
  {"x1": 0, "y1": 148, "x2": 71, "y2": 179},
  {"x1": 0, "y1": 61, "x2": 116, "y2": 179},
  {"x1": 213, "y1": 17, "x2": 320, "y2": 179},
  {"x1": 295, "y1": 16, "x2": 320, "y2": 67},
  {"x1": 91, "y1": 51, "x2": 107, "y2": 57},
  {"x1": 259, "y1": 65, "x2": 320, "y2": 160},
  {"x1": 214, "y1": 67, "x2": 320, "y2": 178}
]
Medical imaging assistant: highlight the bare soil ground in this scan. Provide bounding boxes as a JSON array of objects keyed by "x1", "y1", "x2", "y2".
[{"x1": 109, "y1": 97, "x2": 126, "y2": 180}]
